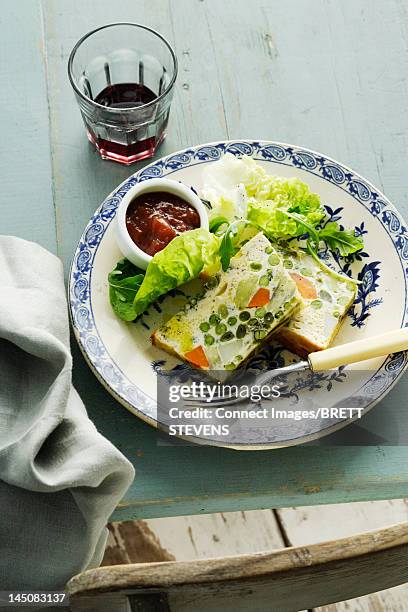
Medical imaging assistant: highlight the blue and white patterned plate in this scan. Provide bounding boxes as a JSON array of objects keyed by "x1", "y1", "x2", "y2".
[{"x1": 69, "y1": 141, "x2": 408, "y2": 448}]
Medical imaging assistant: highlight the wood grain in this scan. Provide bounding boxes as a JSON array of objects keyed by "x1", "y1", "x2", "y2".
[
  {"x1": 109, "y1": 441, "x2": 408, "y2": 520},
  {"x1": 36, "y1": 0, "x2": 408, "y2": 518},
  {"x1": 0, "y1": 0, "x2": 56, "y2": 252},
  {"x1": 278, "y1": 500, "x2": 408, "y2": 609},
  {"x1": 102, "y1": 502, "x2": 408, "y2": 609},
  {"x1": 103, "y1": 510, "x2": 285, "y2": 564},
  {"x1": 277, "y1": 499, "x2": 408, "y2": 546},
  {"x1": 68, "y1": 522, "x2": 408, "y2": 611}
]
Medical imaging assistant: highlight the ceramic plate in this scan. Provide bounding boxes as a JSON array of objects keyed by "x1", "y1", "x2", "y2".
[{"x1": 69, "y1": 141, "x2": 408, "y2": 448}]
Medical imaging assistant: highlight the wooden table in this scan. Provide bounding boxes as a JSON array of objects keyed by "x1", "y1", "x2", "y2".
[{"x1": 4, "y1": 0, "x2": 408, "y2": 521}]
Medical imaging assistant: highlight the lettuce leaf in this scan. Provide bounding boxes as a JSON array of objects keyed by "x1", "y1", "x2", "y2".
[
  {"x1": 203, "y1": 154, "x2": 325, "y2": 240},
  {"x1": 109, "y1": 228, "x2": 221, "y2": 321},
  {"x1": 133, "y1": 228, "x2": 220, "y2": 317},
  {"x1": 202, "y1": 153, "x2": 324, "y2": 224},
  {"x1": 246, "y1": 180, "x2": 324, "y2": 241},
  {"x1": 203, "y1": 154, "x2": 363, "y2": 262}
]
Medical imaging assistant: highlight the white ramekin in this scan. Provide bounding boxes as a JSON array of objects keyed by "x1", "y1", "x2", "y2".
[{"x1": 115, "y1": 178, "x2": 209, "y2": 269}]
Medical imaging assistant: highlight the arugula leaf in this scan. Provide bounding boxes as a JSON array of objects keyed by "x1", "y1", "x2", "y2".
[
  {"x1": 318, "y1": 222, "x2": 364, "y2": 257},
  {"x1": 306, "y1": 241, "x2": 360, "y2": 285},
  {"x1": 108, "y1": 259, "x2": 145, "y2": 321},
  {"x1": 249, "y1": 204, "x2": 363, "y2": 259},
  {"x1": 282, "y1": 211, "x2": 320, "y2": 247}
]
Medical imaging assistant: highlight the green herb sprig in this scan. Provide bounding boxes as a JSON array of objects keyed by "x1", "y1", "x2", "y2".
[
  {"x1": 216, "y1": 211, "x2": 363, "y2": 272},
  {"x1": 108, "y1": 259, "x2": 145, "y2": 321}
]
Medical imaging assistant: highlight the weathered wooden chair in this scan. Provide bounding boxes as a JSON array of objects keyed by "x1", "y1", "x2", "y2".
[{"x1": 67, "y1": 522, "x2": 408, "y2": 611}]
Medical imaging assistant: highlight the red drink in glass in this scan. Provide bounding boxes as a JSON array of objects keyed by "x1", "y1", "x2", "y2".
[{"x1": 68, "y1": 23, "x2": 178, "y2": 165}]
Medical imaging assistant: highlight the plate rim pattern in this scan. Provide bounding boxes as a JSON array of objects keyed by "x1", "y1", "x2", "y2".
[{"x1": 68, "y1": 140, "x2": 408, "y2": 446}]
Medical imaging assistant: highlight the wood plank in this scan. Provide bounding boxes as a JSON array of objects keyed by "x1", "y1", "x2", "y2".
[
  {"x1": 42, "y1": 0, "x2": 228, "y2": 271},
  {"x1": 109, "y1": 429, "x2": 408, "y2": 521},
  {"x1": 71, "y1": 377, "x2": 408, "y2": 522},
  {"x1": 67, "y1": 522, "x2": 408, "y2": 611},
  {"x1": 42, "y1": 0, "x2": 408, "y2": 519},
  {"x1": 103, "y1": 503, "x2": 408, "y2": 609},
  {"x1": 0, "y1": 0, "x2": 56, "y2": 252},
  {"x1": 203, "y1": 0, "x2": 408, "y2": 210},
  {"x1": 103, "y1": 510, "x2": 284, "y2": 564},
  {"x1": 44, "y1": 0, "x2": 408, "y2": 271},
  {"x1": 277, "y1": 499, "x2": 408, "y2": 545},
  {"x1": 277, "y1": 500, "x2": 408, "y2": 610}
]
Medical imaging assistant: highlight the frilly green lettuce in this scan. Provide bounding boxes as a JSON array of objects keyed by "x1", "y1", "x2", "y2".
[
  {"x1": 202, "y1": 153, "x2": 324, "y2": 238},
  {"x1": 247, "y1": 197, "x2": 324, "y2": 241},
  {"x1": 203, "y1": 154, "x2": 363, "y2": 259}
]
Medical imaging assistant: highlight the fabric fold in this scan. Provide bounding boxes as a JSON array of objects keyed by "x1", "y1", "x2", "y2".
[{"x1": 0, "y1": 237, "x2": 134, "y2": 590}]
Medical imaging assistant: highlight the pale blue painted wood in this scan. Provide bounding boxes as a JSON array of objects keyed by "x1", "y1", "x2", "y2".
[
  {"x1": 204, "y1": 0, "x2": 408, "y2": 207},
  {"x1": 41, "y1": 0, "x2": 228, "y2": 268},
  {"x1": 0, "y1": 0, "x2": 56, "y2": 252},
  {"x1": 104, "y1": 380, "x2": 408, "y2": 520},
  {"x1": 4, "y1": 0, "x2": 408, "y2": 519}
]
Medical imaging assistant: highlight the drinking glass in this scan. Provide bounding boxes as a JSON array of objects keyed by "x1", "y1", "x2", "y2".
[{"x1": 68, "y1": 23, "x2": 178, "y2": 165}]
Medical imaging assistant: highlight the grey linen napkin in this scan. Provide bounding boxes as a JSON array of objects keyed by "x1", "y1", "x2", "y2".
[{"x1": 0, "y1": 237, "x2": 135, "y2": 590}]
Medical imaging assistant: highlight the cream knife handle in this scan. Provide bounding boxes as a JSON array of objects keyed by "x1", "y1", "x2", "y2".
[{"x1": 308, "y1": 327, "x2": 408, "y2": 371}]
